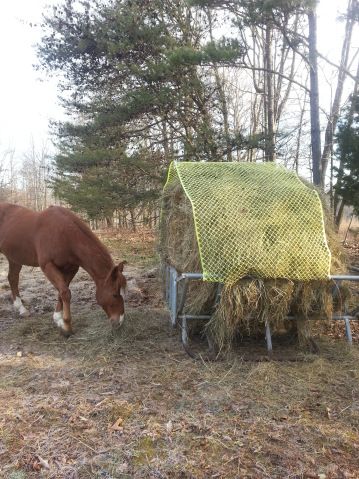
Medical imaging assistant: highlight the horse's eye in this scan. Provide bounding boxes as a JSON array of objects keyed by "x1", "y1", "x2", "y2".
[{"x1": 113, "y1": 294, "x2": 119, "y2": 298}]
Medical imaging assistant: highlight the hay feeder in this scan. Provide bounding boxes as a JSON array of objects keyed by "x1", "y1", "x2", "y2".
[
  {"x1": 164, "y1": 266, "x2": 359, "y2": 353},
  {"x1": 160, "y1": 161, "x2": 359, "y2": 355}
]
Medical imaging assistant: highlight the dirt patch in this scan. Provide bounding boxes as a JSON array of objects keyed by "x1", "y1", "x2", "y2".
[{"x1": 0, "y1": 232, "x2": 359, "y2": 478}]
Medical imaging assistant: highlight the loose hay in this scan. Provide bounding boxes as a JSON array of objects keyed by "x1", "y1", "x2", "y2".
[{"x1": 160, "y1": 177, "x2": 349, "y2": 351}]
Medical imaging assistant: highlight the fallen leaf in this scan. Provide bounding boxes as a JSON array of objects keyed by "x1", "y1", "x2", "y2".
[
  {"x1": 166, "y1": 420, "x2": 173, "y2": 434},
  {"x1": 32, "y1": 460, "x2": 42, "y2": 472},
  {"x1": 110, "y1": 417, "x2": 124, "y2": 430},
  {"x1": 38, "y1": 456, "x2": 50, "y2": 469}
]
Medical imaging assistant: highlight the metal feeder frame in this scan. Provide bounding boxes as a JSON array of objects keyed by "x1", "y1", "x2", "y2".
[{"x1": 164, "y1": 264, "x2": 359, "y2": 352}]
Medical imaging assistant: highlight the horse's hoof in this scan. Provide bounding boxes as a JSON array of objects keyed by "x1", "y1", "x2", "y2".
[
  {"x1": 59, "y1": 328, "x2": 73, "y2": 338},
  {"x1": 13, "y1": 297, "x2": 29, "y2": 317}
]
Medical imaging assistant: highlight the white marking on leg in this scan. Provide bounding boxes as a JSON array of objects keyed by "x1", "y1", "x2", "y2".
[
  {"x1": 120, "y1": 286, "x2": 128, "y2": 300},
  {"x1": 13, "y1": 297, "x2": 22, "y2": 311},
  {"x1": 119, "y1": 314, "x2": 125, "y2": 326},
  {"x1": 14, "y1": 297, "x2": 29, "y2": 316},
  {"x1": 53, "y1": 311, "x2": 65, "y2": 330}
]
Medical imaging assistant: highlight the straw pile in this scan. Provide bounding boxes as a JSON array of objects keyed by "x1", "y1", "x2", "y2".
[{"x1": 160, "y1": 180, "x2": 349, "y2": 351}]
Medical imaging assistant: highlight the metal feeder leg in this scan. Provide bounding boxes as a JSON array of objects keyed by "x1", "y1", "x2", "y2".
[
  {"x1": 334, "y1": 279, "x2": 353, "y2": 345},
  {"x1": 177, "y1": 278, "x2": 190, "y2": 318},
  {"x1": 170, "y1": 267, "x2": 178, "y2": 326},
  {"x1": 166, "y1": 266, "x2": 171, "y2": 305},
  {"x1": 265, "y1": 321, "x2": 273, "y2": 353},
  {"x1": 181, "y1": 316, "x2": 188, "y2": 346},
  {"x1": 344, "y1": 317, "x2": 353, "y2": 345}
]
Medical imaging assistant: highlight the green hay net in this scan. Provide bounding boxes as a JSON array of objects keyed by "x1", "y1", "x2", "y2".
[{"x1": 163, "y1": 161, "x2": 331, "y2": 285}]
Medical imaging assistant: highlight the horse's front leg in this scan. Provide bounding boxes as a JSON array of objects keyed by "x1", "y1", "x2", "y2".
[
  {"x1": 41, "y1": 262, "x2": 73, "y2": 337},
  {"x1": 53, "y1": 267, "x2": 79, "y2": 331},
  {"x1": 8, "y1": 261, "x2": 29, "y2": 317},
  {"x1": 53, "y1": 293, "x2": 64, "y2": 328}
]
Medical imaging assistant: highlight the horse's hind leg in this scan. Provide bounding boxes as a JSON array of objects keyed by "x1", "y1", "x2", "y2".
[
  {"x1": 53, "y1": 266, "x2": 79, "y2": 329},
  {"x1": 41, "y1": 262, "x2": 74, "y2": 337},
  {"x1": 8, "y1": 261, "x2": 29, "y2": 317}
]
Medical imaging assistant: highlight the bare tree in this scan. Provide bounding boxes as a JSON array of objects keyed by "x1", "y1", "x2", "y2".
[
  {"x1": 321, "y1": 0, "x2": 358, "y2": 187},
  {"x1": 20, "y1": 139, "x2": 52, "y2": 211},
  {"x1": 0, "y1": 148, "x2": 22, "y2": 203}
]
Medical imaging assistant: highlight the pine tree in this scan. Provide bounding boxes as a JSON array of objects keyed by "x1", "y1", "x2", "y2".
[
  {"x1": 334, "y1": 95, "x2": 359, "y2": 214},
  {"x1": 38, "y1": 0, "x2": 244, "y2": 220}
]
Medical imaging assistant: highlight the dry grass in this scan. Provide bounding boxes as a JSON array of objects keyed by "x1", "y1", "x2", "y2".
[
  {"x1": 0, "y1": 229, "x2": 359, "y2": 478},
  {"x1": 98, "y1": 228, "x2": 157, "y2": 269},
  {"x1": 1, "y1": 307, "x2": 359, "y2": 478}
]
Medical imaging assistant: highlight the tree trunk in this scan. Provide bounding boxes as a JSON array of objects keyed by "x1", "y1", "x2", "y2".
[
  {"x1": 207, "y1": 9, "x2": 231, "y2": 161},
  {"x1": 294, "y1": 86, "x2": 308, "y2": 173},
  {"x1": 162, "y1": 120, "x2": 171, "y2": 160},
  {"x1": 264, "y1": 24, "x2": 276, "y2": 162},
  {"x1": 308, "y1": 8, "x2": 322, "y2": 186},
  {"x1": 129, "y1": 209, "x2": 136, "y2": 232},
  {"x1": 336, "y1": 200, "x2": 346, "y2": 227},
  {"x1": 321, "y1": 0, "x2": 356, "y2": 186}
]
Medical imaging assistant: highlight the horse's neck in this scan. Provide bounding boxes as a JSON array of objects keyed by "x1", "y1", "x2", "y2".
[{"x1": 76, "y1": 235, "x2": 113, "y2": 285}]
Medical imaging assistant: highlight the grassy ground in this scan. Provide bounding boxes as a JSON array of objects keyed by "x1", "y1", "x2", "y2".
[
  {"x1": 98, "y1": 228, "x2": 158, "y2": 269},
  {"x1": 0, "y1": 231, "x2": 358, "y2": 479}
]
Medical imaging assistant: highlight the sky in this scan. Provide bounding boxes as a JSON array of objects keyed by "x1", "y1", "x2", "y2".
[
  {"x1": 0, "y1": 0, "x2": 60, "y2": 159},
  {"x1": 0, "y1": 0, "x2": 357, "y2": 164}
]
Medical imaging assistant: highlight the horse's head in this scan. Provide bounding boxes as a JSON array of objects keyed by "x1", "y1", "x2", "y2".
[{"x1": 96, "y1": 261, "x2": 127, "y2": 328}]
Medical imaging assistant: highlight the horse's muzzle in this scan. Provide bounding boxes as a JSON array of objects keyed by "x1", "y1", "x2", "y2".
[{"x1": 110, "y1": 314, "x2": 125, "y2": 329}]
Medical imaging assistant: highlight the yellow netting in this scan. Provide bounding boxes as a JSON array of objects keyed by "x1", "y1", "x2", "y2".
[{"x1": 163, "y1": 161, "x2": 331, "y2": 284}]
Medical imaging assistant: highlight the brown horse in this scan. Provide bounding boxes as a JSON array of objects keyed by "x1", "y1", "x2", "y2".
[{"x1": 0, "y1": 203, "x2": 127, "y2": 336}]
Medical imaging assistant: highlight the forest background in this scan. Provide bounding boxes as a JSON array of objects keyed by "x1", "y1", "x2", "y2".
[{"x1": 1, "y1": 0, "x2": 359, "y2": 231}]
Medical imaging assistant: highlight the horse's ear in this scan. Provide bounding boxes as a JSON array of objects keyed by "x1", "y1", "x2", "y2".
[
  {"x1": 110, "y1": 265, "x2": 119, "y2": 281},
  {"x1": 118, "y1": 261, "x2": 127, "y2": 273}
]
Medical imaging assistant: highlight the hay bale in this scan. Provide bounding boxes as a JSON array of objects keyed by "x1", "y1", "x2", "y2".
[{"x1": 160, "y1": 177, "x2": 349, "y2": 351}]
